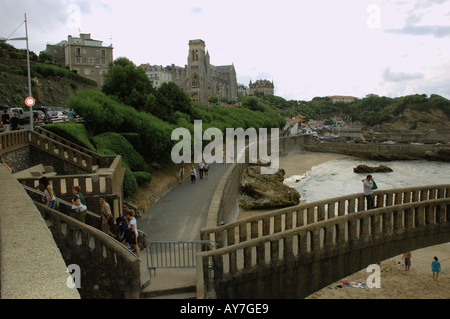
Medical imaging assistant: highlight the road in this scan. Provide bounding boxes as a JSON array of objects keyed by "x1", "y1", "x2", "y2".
[{"x1": 138, "y1": 162, "x2": 231, "y2": 242}]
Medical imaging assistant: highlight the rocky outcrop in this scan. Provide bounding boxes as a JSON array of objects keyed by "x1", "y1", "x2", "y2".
[
  {"x1": 239, "y1": 165, "x2": 300, "y2": 210},
  {"x1": 353, "y1": 164, "x2": 393, "y2": 173},
  {"x1": 425, "y1": 147, "x2": 450, "y2": 162}
]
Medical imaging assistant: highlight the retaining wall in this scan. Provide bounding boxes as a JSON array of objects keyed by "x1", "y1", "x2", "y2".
[{"x1": 0, "y1": 165, "x2": 80, "y2": 299}]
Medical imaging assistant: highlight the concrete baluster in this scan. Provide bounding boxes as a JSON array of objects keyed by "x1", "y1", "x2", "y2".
[
  {"x1": 296, "y1": 209, "x2": 305, "y2": 227},
  {"x1": 393, "y1": 209, "x2": 403, "y2": 234},
  {"x1": 382, "y1": 211, "x2": 393, "y2": 235},
  {"x1": 270, "y1": 238, "x2": 280, "y2": 263},
  {"x1": 274, "y1": 214, "x2": 282, "y2": 233},
  {"x1": 251, "y1": 220, "x2": 259, "y2": 239},
  {"x1": 229, "y1": 250, "x2": 237, "y2": 274},
  {"x1": 424, "y1": 204, "x2": 435, "y2": 225}
]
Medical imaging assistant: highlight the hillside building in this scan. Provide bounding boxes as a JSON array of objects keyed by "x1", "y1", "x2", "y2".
[
  {"x1": 45, "y1": 33, "x2": 113, "y2": 87},
  {"x1": 139, "y1": 64, "x2": 173, "y2": 89},
  {"x1": 248, "y1": 79, "x2": 274, "y2": 95}
]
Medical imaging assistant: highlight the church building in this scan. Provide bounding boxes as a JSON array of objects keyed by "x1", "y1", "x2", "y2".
[{"x1": 170, "y1": 39, "x2": 238, "y2": 104}]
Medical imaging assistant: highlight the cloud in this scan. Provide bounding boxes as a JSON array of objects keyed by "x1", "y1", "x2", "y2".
[
  {"x1": 190, "y1": 7, "x2": 203, "y2": 14},
  {"x1": 382, "y1": 67, "x2": 425, "y2": 82},
  {"x1": 384, "y1": 0, "x2": 450, "y2": 38},
  {"x1": 385, "y1": 24, "x2": 450, "y2": 38}
]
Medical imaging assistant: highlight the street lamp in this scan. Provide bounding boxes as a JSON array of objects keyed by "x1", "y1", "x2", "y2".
[{"x1": 5, "y1": 14, "x2": 33, "y2": 131}]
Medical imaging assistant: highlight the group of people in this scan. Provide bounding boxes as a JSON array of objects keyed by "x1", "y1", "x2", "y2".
[
  {"x1": 396, "y1": 252, "x2": 442, "y2": 281},
  {"x1": 39, "y1": 177, "x2": 88, "y2": 227},
  {"x1": 2, "y1": 110, "x2": 21, "y2": 131},
  {"x1": 38, "y1": 176, "x2": 141, "y2": 258},
  {"x1": 179, "y1": 162, "x2": 210, "y2": 184}
]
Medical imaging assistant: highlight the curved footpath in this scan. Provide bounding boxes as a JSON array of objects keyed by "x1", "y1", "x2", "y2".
[{"x1": 139, "y1": 162, "x2": 231, "y2": 298}]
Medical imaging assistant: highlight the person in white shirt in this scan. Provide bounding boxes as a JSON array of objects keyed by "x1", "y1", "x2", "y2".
[
  {"x1": 122, "y1": 209, "x2": 139, "y2": 258},
  {"x1": 362, "y1": 175, "x2": 375, "y2": 209}
]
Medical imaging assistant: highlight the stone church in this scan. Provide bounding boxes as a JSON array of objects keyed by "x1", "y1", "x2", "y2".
[{"x1": 169, "y1": 39, "x2": 238, "y2": 104}]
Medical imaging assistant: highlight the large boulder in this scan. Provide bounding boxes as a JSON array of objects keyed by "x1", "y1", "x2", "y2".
[
  {"x1": 425, "y1": 147, "x2": 450, "y2": 162},
  {"x1": 239, "y1": 165, "x2": 300, "y2": 210},
  {"x1": 353, "y1": 164, "x2": 393, "y2": 173}
]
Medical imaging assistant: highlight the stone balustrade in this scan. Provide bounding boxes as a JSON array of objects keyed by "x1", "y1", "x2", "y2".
[
  {"x1": 201, "y1": 184, "x2": 450, "y2": 249},
  {"x1": 34, "y1": 126, "x2": 114, "y2": 169},
  {"x1": 34, "y1": 201, "x2": 141, "y2": 299},
  {"x1": 30, "y1": 130, "x2": 94, "y2": 171},
  {"x1": 197, "y1": 196, "x2": 450, "y2": 299}
]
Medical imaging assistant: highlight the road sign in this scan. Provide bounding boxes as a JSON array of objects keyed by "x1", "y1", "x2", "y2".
[{"x1": 25, "y1": 97, "x2": 35, "y2": 107}]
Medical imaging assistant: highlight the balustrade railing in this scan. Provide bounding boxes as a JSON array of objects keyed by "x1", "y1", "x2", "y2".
[
  {"x1": 197, "y1": 196, "x2": 450, "y2": 298},
  {"x1": 201, "y1": 184, "x2": 450, "y2": 249},
  {"x1": 34, "y1": 201, "x2": 141, "y2": 298}
]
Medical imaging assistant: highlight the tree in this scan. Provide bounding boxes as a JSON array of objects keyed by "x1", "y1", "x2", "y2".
[
  {"x1": 102, "y1": 57, "x2": 153, "y2": 110},
  {"x1": 157, "y1": 82, "x2": 192, "y2": 121}
]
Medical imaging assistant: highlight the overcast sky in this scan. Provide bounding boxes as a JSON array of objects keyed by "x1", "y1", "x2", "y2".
[{"x1": 1, "y1": 0, "x2": 449, "y2": 101}]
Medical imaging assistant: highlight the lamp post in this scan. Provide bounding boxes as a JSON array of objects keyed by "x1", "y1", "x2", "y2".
[{"x1": 6, "y1": 14, "x2": 33, "y2": 131}]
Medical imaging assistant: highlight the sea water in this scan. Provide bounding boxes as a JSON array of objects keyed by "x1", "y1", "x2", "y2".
[{"x1": 284, "y1": 158, "x2": 450, "y2": 203}]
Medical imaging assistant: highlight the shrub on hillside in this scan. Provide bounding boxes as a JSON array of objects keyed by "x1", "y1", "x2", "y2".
[
  {"x1": 134, "y1": 171, "x2": 152, "y2": 186},
  {"x1": 43, "y1": 123, "x2": 96, "y2": 151},
  {"x1": 92, "y1": 132, "x2": 147, "y2": 172},
  {"x1": 67, "y1": 90, "x2": 175, "y2": 163}
]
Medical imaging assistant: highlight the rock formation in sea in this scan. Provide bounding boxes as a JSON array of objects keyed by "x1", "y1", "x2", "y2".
[
  {"x1": 239, "y1": 164, "x2": 300, "y2": 210},
  {"x1": 353, "y1": 164, "x2": 393, "y2": 173}
]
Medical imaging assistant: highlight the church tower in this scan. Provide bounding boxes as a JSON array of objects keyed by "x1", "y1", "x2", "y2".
[{"x1": 188, "y1": 39, "x2": 206, "y2": 67}]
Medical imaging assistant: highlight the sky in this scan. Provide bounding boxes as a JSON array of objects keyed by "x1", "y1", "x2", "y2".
[{"x1": 1, "y1": 0, "x2": 450, "y2": 101}]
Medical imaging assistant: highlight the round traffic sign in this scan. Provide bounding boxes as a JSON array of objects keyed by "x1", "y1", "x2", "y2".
[{"x1": 25, "y1": 97, "x2": 35, "y2": 107}]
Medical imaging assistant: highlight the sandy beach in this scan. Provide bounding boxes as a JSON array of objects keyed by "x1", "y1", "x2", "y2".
[{"x1": 238, "y1": 151, "x2": 450, "y2": 299}]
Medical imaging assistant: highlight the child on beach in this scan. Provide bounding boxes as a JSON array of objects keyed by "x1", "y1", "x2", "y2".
[{"x1": 397, "y1": 261, "x2": 402, "y2": 273}]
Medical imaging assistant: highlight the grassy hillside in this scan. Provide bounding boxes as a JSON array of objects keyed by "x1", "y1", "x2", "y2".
[{"x1": 0, "y1": 42, "x2": 98, "y2": 108}]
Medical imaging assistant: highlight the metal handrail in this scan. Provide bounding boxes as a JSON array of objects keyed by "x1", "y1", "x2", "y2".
[{"x1": 146, "y1": 240, "x2": 216, "y2": 276}]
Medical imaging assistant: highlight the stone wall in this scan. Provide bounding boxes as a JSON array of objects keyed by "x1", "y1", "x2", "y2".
[
  {"x1": 305, "y1": 141, "x2": 438, "y2": 160},
  {"x1": 0, "y1": 165, "x2": 81, "y2": 299}
]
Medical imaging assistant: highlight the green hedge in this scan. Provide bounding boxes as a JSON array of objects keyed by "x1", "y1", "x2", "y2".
[
  {"x1": 43, "y1": 123, "x2": 96, "y2": 151},
  {"x1": 92, "y1": 132, "x2": 147, "y2": 172}
]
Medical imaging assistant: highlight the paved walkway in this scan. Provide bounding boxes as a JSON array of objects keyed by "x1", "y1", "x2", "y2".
[{"x1": 138, "y1": 162, "x2": 231, "y2": 298}]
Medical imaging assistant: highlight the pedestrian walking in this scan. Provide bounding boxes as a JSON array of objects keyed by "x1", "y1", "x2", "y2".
[
  {"x1": 198, "y1": 162, "x2": 204, "y2": 179},
  {"x1": 122, "y1": 209, "x2": 139, "y2": 258},
  {"x1": 10, "y1": 112, "x2": 20, "y2": 131},
  {"x1": 39, "y1": 176, "x2": 56, "y2": 228},
  {"x1": 362, "y1": 174, "x2": 375, "y2": 210},
  {"x1": 432, "y1": 256, "x2": 441, "y2": 281},
  {"x1": 204, "y1": 163, "x2": 209, "y2": 178},
  {"x1": 71, "y1": 185, "x2": 87, "y2": 223},
  {"x1": 179, "y1": 166, "x2": 185, "y2": 184},
  {"x1": 190, "y1": 166, "x2": 197, "y2": 184},
  {"x1": 2, "y1": 110, "x2": 10, "y2": 132},
  {"x1": 99, "y1": 197, "x2": 115, "y2": 238},
  {"x1": 402, "y1": 252, "x2": 412, "y2": 271}
]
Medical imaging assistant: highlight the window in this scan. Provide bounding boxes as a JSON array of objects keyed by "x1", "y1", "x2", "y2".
[
  {"x1": 192, "y1": 49, "x2": 199, "y2": 62},
  {"x1": 83, "y1": 58, "x2": 87, "y2": 64},
  {"x1": 75, "y1": 48, "x2": 81, "y2": 56},
  {"x1": 101, "y1": 59, "x2": 106, "y2": 65},
  {"x1": 192, "y1": 74, "x2": 200, "y2": 88},
  {"x1": 96, "y1": 59, "x2": 99, "y2": 65},
  {"x1": 76, "y1": 58, "x2": 81, "y2": 64},
  {"x1": 101, "y1": 50, "x2": 106, "y2": 57},
  {"x1": 89, "y1": 58, "x2": 94, "y2": 65}
]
